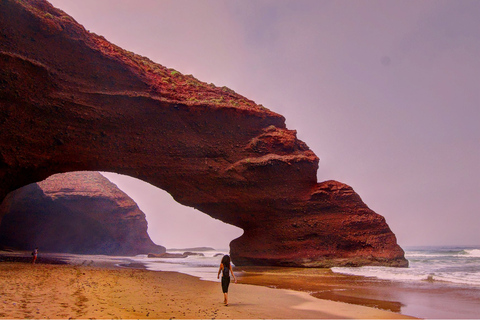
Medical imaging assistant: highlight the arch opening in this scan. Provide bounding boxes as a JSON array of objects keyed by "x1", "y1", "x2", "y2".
[
  {"x1": 0, "y1": 171, "x2": 243, "y2": 255},
  {"x1": 100, "y1": 172, "x2": 244, "y2": 250}
]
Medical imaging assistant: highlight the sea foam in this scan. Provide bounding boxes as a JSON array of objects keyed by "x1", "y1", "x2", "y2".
[
  {"x1": 462, "y1": 249, "x2": 480, "y2": 257},
  {"x1": 332, "y1": 246, "x2": 480, "y2": 287}
]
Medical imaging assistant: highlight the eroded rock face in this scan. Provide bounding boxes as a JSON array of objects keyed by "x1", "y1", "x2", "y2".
[
  {"x1": 0, "y1": 0, "x2": 407, "y2": 267},
  {"x1": 0, "y1": 171, "x2": 165, "y2": 255},
  {"x1": 230, "y1": 180, "x2": 406, "y2": 267}
]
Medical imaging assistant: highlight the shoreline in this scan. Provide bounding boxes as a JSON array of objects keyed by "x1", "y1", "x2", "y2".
[
  {"x1": 121, "y1": 254, "x2": 480, "y2": 319},
  {"x1": 0, "y1": 251, "x2": 414, "y2": 319}
]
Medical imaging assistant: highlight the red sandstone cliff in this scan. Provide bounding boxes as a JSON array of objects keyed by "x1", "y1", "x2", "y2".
[
  {"x1": 0, "y1": 0, "x2": 407, "y2": 267},
  {"x1": 0, "y1": 171, "x2": 165, "y2": 255}
]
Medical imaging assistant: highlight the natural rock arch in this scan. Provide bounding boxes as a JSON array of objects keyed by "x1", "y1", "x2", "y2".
[{"x1": 0, "y1": 0, "x2": 407, "y2": 267}]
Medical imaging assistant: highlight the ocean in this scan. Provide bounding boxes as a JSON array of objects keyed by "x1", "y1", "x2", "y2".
[
  {"x1": 130, "y1": 249, "x2": 229, "y2": 282},
  {"x1": 130, "y1": 246, "x2": 480, "y2": 288},
  {"x1": 332, "y1": 246, "x2": 480, "y2": 286}
]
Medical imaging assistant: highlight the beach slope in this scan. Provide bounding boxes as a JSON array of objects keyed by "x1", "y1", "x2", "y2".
[{"x1": 0, "y1": 263, "x2": 413, "y2": 319}]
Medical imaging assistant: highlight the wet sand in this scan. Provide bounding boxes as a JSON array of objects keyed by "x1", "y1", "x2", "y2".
[
  {"x1": 236, "y1": 266, "x2": 405, "y2": 312},
  {"x1": 0, "y1": 258, "x2": 413, "y2": 319},
  {"x1": 236, "y1": 266, "x2": 480, "y2": 319}
]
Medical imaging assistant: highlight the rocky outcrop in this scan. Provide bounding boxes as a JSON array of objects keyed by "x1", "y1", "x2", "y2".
[
  {"x1": 0, "y1": 0, "x2": 407, "y2": 267},
  {"x1": 147, "y1": 252, "x2": 205, "y2": 259},
  {"x1": 0, "y1": 172, "x2": 165, "y2": 255},
  {"x1": 230, "y1": 180, "x2": 406, "y2": 267},
  {"x1": 168, "y1": 247, "x2": 215, "y2": 252}
]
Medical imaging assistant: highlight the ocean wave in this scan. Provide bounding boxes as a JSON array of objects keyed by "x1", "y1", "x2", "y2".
[
  {"x1": 405, "y1": 253, "x2": 452, "y2": 258},
  {"x1": 433, "y1": 273, "x2": 480, "y2": 286},
  {"x1": 461, "y1": 249, "x2": 480, "y2": 257},
  {"x1": 331, "y1": 266, "x2": 426, "y2": 282},
  {"x1": 405, "y1": 248, "x2": 480, "y2": 259},
  {"x1": 332, "y1": 246, "x2": 480, "y2": 287},
  {"x1": 331, "y1": 266, "x2": 480, "y2": 286}
]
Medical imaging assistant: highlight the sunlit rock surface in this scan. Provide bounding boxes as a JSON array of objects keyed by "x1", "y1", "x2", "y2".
[
  {"x1": 0, "y1": 172, "x2": 165, "y2": 255},
  {"x1": 0, "y1": 0, "x2": 407, "y2": 267}
]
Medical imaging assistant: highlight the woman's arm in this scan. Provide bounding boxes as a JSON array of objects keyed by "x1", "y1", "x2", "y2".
[
  {"x1": 217, "y1": 263, "x2": 223, "y2": 279},
  {"x1": 229, "y1": 264, "x2": 237, "y2": 283}
]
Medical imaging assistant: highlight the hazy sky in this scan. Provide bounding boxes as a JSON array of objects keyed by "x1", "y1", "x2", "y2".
[{"x1": 48, "y1": 0, "x2": 479, "y2": 249}]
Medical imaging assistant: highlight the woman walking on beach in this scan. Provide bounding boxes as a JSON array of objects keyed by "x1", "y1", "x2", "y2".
[{"x1": 217, "y1": 255, "x2": 236, "y2": 306}]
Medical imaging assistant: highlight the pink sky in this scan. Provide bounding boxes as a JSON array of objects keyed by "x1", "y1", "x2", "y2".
[{"x1": 48, "y1": 0, "x2": 480, "y2": 249}]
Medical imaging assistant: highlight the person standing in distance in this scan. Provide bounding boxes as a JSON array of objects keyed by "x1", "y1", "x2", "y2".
[
  {"x1": 32, "y1": 247, "x2": 38, "y2": 264},
  {"x1": 217, "y1": 255, "x2": 236, "y2": 306}
]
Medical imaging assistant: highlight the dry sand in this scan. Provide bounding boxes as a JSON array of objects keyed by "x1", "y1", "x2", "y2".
[{"x1": 0, "y1": 262, "x2": 415, "y2": 319}]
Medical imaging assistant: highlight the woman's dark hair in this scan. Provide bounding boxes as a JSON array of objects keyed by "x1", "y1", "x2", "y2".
[{"x1": 221, "y1": 254, "x2": 231, "y2": 267}]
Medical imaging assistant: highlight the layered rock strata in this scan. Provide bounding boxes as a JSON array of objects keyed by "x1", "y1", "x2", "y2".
[
  {"x1": 0, "y1": 0, "x2": 407, "y2": 267},
  {"x1": 0, "y1": 171, "x2": 165, "y2": 255}
]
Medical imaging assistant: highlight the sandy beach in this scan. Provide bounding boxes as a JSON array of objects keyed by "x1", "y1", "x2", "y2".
[{"x1": 0, "y1": 258, "x2": 414, "y2": 319}]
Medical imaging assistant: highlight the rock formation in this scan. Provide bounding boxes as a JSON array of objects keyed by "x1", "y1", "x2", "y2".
[
  {"x1": 0, "y1": 171, "x2": 165, "y2": 255},
  {"x1": 147, "y1": 252, "x2": 205, "y2": 259},
  {"x1": 0, "y1": 0, "x2": 407, "y2": 267}
]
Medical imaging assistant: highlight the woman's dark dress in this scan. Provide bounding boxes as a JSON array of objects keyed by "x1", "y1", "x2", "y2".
[{"x1": 221, "y1": 263, "x2": 230, "y2": 293}]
